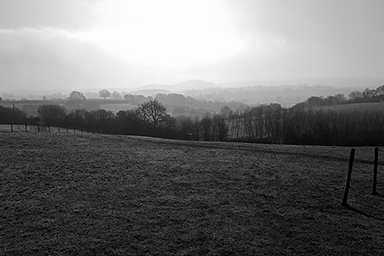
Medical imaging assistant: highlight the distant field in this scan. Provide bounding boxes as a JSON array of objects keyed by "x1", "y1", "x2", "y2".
[
  {"x1": 1, "y1": 132, "x2": 384, "y2": 255},
  {"x1": 321, "y1": 102, "x2": 384, "y2": 112},
  {"x1": 99, "y1": 103, "x2": 136, "y2": 113},
  {"x1": 0, "y1": 99, "x2": 134, "y2": 114}
]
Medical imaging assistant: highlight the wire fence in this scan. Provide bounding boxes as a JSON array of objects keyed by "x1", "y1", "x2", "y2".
[{"x1": 0, "y1": 123, "x2": 100, "y2": 134}]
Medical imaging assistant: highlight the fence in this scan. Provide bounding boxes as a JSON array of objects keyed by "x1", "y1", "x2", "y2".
[
  {"x1": 0, "y1": 123, "x2": 100, "y2": 134},
  {"x1": 342, "y1": 147, "x2": 382, "y2": 207}
]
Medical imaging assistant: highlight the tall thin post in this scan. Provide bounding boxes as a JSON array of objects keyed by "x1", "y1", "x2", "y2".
[
  {"x1": 343, "y1": 148, "x2": 355, "y2": 206},
  {"x1": 372, "y1": 147, "x2": 379, "y2": 195},
  {"x1": 37, "y1": 123, "x2": 40, "y2": 132},
  {"x1": 25, "y1": 123, "x2": 28, "y2": 132}
]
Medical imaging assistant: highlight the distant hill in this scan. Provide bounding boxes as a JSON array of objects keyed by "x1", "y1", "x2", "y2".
[
  {"x1": 168, "y1": 79, "x2": 217, "y2": 91},
  {"x1": 132, "y1": 84, "x2": 170, "y2": 90},
  {"x1": 129, "y1": 89, "x2": 171, "y2": 97},
  {"x1": 131, "y1": 79, "x2": 217, "y2": 93}
]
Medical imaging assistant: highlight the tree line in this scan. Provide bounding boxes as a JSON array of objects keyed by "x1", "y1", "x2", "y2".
[
  {"x1": 293, "y1": 84, "x2": 384, "y2": 108},
  {"x1": 2, "y1": 86, "x2": 384, "y2": 145},
  {"x1": 227, "y1": 103, "x2": 384, "y2": 146},
  {"x1": 0, "y1": 100, "x2": 229, "y2": 141}
]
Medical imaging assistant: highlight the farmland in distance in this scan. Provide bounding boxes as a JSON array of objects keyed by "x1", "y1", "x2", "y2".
[{"x1": 1, "y1": 132, "x2": 384, "y2": 255}]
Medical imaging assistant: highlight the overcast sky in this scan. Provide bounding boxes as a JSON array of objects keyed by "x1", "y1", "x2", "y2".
[{"x1": 1, "y1": 0, "x2": 383, "y2": 92}]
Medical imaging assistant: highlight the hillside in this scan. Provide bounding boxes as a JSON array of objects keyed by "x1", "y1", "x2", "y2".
[
  {"x1": 1, "y1": 132, "x2": 384, "y2": 255},
  {"x1": 130, "y1": 80, "x2": 216, "y2": 94},
  {"x1": 320, "y1": 102, "x2": 384, "y2": 113}
]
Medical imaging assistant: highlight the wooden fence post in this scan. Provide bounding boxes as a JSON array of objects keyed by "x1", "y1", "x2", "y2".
[
  {"x1": 25, "y1": 123, "x2": 28, "y2": 132},
  {"x1": 37, "y1": 123, "x2": 40, "y2": 132},
  {"x1": 343, "y1": 148, "x2": 355, "y2": 206},
  {"x1": 372, "y1": 147, "x2": 379, "y2": 195}
]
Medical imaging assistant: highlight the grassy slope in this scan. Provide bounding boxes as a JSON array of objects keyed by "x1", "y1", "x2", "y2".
[
  {"x1": 321, "y1": 102, "x2": 384, "y2": 112},
  {"x1": 0, "y1": 132, "x2": 384, "y2": 255}
]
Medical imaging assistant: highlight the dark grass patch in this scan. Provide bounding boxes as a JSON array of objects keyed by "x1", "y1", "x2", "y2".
[{"x1": 1, "y1": 132, "x2": 384, "y2": 255}]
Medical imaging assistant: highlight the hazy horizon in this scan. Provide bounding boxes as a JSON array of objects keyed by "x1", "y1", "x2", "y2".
[{"x1": 1, "y1": 0, "x2": 384, "y2": 92}]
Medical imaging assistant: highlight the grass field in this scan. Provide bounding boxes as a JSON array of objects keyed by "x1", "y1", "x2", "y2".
[
  {"x1": 321, "y1": 102, "x2": 384, "y2": 113},
  {"x1": 1, "y1": 132, "x2": 384, "y2": 255},
  {"x1": 99, "y1": 103, "x2": 136, "y2": 113}
]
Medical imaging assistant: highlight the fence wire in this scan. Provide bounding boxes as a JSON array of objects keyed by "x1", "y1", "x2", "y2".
[{"x1": 0, "y1": 123, "x2": 97, "y2": 134}]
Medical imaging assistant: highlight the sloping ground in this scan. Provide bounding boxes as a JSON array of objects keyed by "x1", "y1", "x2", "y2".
[
  {"x1": 321, "y1": 102, "x2": 384, "y2": 113},
  {"x1": 0, "y1": 132, "x2": 383, "y2": 255}
]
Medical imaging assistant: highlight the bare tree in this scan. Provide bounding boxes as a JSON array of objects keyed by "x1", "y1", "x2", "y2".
[
  {"x1": 201, "y1": 115, "x2": 212, "y2": 141},
  {"x1": 65, "y1": 108, "x2": 87, "y2": 127},
  {"x1": 213, "y1": 114, "x2": 228, "y2": 141},
  {"x1": 68, "y1": 91, "x2": 86, "y2": 101},
  {"x1": 37, "y1": 104, "x2": 67, "y2": 125},
  {"x1": 334, "y1": 94, "x2": 347, "y2": 104},
  {"x1": 375, "y1": 85, "x2": 384, "y2": 95},
  {"x1": 348, "y1": 91, "x2": 363, "y2": 101},
  {"x1": 99, "y1": 89, "x2": 111, "y2": 99},
  {"x1": 111, "y1": 91, "x2": 121, "y2": 99},
  {"x1": 137, "y1": 99, "x2": 169, "y2": 132},
  {"x1": 362, "y1": 88, "x2": 376, "y2": 99}
]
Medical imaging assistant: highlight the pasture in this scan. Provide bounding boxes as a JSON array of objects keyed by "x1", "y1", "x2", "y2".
[
  {"x1": 321, "y1": 101, "x2": 384, "y2": 113},
  {"x1": 0, "y1": 132, "x2": 383, "y2": 255},
  {"x1": 99, "y1": 103, "x2": 136, "y2": 113}
]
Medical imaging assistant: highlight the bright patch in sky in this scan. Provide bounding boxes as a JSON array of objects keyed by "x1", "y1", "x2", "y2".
[
  {"x1": 87, "y1": 0, "x2": 246, "y2": 69},
  {"x1": 1, "y1": 0, "x2": 384, "y2": 91}
]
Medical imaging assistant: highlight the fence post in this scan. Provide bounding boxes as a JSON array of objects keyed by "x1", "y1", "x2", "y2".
[
  {"x1": 343, "y1": 148, "x2": 355, "y2": 206},
  {"x1": 37, "y1": 123, "x2": 40, "y2": 132},
  {"x1": 372, "y1": 147, "x2": 379, "y2": 195},
  {"x1": 25, "y1": 123, "x2": 28, "y2": 132}
]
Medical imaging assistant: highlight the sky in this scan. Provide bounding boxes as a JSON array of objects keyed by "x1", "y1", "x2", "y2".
[{"x1": 0, "y1": 0, "x2": 383, "y2": 92}]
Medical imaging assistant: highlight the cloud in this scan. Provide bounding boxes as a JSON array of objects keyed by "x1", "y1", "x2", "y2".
[
  {"x1": 224, "y1": 0, "x2": 384, "y2": 80},
  {"x1": 1, "y1": 0, "x2": 384, "y2": 93},
  {"x1": 0, "y1": 27, "x2": 153, "y2": 91},
  {"x1": 1, "y1": 28, "x2": 88, "y2": 67},
  {"x1": 0, "y1": 0, "x2": 100, "y2": 30}
]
